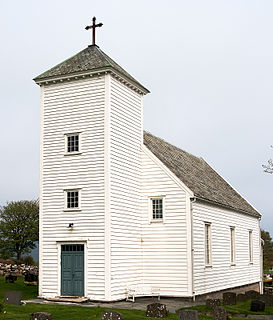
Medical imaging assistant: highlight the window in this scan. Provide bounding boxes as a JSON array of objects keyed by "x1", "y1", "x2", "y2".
[
  {"x1": 249, "y1": 230, "x2": 253, "y2": 263},
  {"x1": 152, "y1": 198, "x2": 163, "y2": 219},
  {"x1": 149, "y1": 197, "x2": 164, "y2": 222},
  {"x1": 64, "y1": 189, "x2": 80, "y2": 210},
  {"x1": 205, "y1": 223, "x2": 212, "y2": 266},
  {"x1": 65, "y1": 133, "x2": 81, "y2": 154},
  {"x1": 230, "y1": 227, "x2": 235, "y2": 264}
]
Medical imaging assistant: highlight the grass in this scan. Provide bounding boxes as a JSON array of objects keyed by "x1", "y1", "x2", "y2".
[
  {"x1": 0, "y1": 277, "x2": 180, "y2": 320},
  {"x1": 0, "y1": 277, "x2": 37, "y2": 301},
  {"x1": 0, "y1": 277, "x2": 268, "y2": 319},
  {"x1": 0, "y1": 303, "x2": 179, "y2": 320},
  {"x1": 181, "y1": 300, "x2": 273, "y2": 316}
]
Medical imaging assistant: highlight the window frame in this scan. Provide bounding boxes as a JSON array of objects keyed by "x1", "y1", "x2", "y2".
[
  {"x1": 230, "y1": 227, "x2": 236, "y2": 265},
  {"x1": 205, "y1": 222, "x2": 212, "y2": 267},
  {"x1": 149, "y1": 196, "x2": 165, "y2": 223},
  {"x1": 64, "y1": 132, "x2": 82, "y2": 156},
  {"x1": 249, "y1": 230, "x2": 253, "y2": 264},
  {"x1": 64, "y1": 189, "x2": 81, "y2": 212}
]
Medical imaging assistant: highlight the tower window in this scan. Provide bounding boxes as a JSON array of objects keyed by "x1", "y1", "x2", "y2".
[
  {"x1": 67, "y1": 134, "x2": 79, "y2": 152},
  {"x1": 65, "y1": 133, "x2": 81, "y2": 154},
  {"x1": 64, "y1": 190, "x2": 81, "y2": 210}
]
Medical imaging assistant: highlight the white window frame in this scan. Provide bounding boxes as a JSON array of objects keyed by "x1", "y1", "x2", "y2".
[
  {"x1": 64, "y1": 132, "x2": 82, "y2": 156},
  {"x1": 205, "y1": 222, "x2": 212, "y2": 267},
  {"x1": 149, "y1": 196, "x2": 165, "y2": 223},
  {"x1": 230, "y1": 227, "x2": 236, "y2": 265},
  {"x1": 249, "y1": 230, "x2": 253, "y2": 264},
  {"x1": 64, "y1": 188, "x2": 81, "y2": 211}
]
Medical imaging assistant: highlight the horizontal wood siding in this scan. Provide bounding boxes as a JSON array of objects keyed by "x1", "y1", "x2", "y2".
[
  {"x1": 140, "y1": 150, "x2": 190, "y2": 296},
  {"x1": 41, "y1": 77, "x2": 106, "y2": 300},
  {"x1": 192, "y1": 201, "x2": 261, "y2": 296},
  {"x1": 109, "y1": 77, "x2": 143, "y2": 300}
]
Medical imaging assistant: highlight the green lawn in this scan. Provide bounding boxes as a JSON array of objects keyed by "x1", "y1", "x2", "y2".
[
  {"x1": 0, "y1": 277, "x2": 179, "y2": 320},
  {"x1": 181, "y1": 300, "x2": 273, "y2": 316},
  {"x1": 0, "y1": 277, "x2": 267, "y2": 320},
  {"x1": 0, "y1": 276, "x2": 37, "y2": 301}
]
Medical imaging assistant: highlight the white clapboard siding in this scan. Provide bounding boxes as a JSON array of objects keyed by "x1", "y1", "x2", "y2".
[
  {"x1": 192, "y1": 201, "x2": 261, "y2": 296},
  {"x1": 41, "y1": 77, "x2": 106, "y2": 300},
  {"x1": 140, "y1": 149, "x2": 191, "y2": 297},
  {"x1": 109, "y1": 77, "x2": 143, "y2": 300}
]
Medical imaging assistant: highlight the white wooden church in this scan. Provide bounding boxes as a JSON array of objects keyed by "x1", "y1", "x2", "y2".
[{"x1": 35, "y1": 19, "x2": 262, "y2": 301}]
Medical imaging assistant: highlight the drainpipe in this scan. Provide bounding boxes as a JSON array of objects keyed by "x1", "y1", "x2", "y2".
[{"x1": 190, "y1": 197, "x2": 196, "y2": 301}]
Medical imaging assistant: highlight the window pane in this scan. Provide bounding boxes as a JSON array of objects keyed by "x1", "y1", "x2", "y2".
[
  {"x1": 230, "y1": 228, "x2": 235, "y2": 263},
  {"x1": 152, "y1": 198, "x2": 163, "y2": 219},
  {"x1": 205, "y1": 224, "x2": 211, "y2": 265},
  {"x1": 67, "y1": 191, "x2": 79, "y2": 209},
  {"x1": 67, "y1": 134, "x2": 79, "y2": 152},
  {"x1": 249, "y1": 231, "x2": 253, "y2": 263}
]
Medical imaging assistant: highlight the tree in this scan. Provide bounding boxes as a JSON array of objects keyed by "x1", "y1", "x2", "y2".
[
  {"x1": 0, "y1": 200, "x2": 39, "y2": 260},
  {"x1": 262, "y1": 146, "x2": 273, "y2": 174},
  {"x1": 261, "y1": 229, "x2": 273, "y2": 273}
]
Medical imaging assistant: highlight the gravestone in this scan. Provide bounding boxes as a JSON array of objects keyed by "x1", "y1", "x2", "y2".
[
  {"x1": 25, "y1": 272, "x2": 38, "y2": 283},
  {"x1": 30, "y1": 312, "x2": 52, "y2": 320},
  {"x1": 213, "y1": 307, "x2": 227, "y2": 320},
  {"x1": 237, "y1": 294, "x2": 248, "y2": 303},
  {"x1": 250, "y1": 300, "x2": 265, "y2": 312},
  {"x1": 5, "y1": 275, "x2": 17, "y2": 283},
  {"x1": 146, "y1": 303, "x2": 167, "y2": 318},
  {"x1": 245, "y1": 290, "x2": 260, "y2": 300},
  {"x1": 206, "y1": 299, "x2": 221, "y2": 310},
  {"x1": 178, "y1": 309, "x2": 198, "y2": 320},
  {"x1": 223, "y1": 292, "x2": 236, "y2": 305},
  {"x1": 4, "y1": 290, "x2": 22, "y2": 305},
  {"x1": 101, "y1": 310, "x2": 124, "y2": 320},
  {"x1": 260, "y1": 294, "x2": 273, "y2": 307}
]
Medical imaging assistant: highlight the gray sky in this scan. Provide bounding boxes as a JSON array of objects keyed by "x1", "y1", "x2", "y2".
[{"x1": 0, "y1": 0, "x2": 272, "y2": 234}]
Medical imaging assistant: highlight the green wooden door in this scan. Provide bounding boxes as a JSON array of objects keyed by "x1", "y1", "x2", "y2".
[{"x1": 61, "y1": 244, "x2": 84, "y2": 296}]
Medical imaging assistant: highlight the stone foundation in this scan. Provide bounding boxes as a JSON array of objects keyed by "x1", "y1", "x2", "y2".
[{"x1": 195, "y1": 282, "x2": 261, "y2": 301}]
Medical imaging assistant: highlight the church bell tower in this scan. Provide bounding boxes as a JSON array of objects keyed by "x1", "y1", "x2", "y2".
[{"x1": 34, "y1": 18, "x2": 149, "y2": 301}]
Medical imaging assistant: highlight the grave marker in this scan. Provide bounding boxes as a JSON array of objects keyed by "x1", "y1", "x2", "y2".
[
  {"x1": 146, "y1": 303, "x2": 167, "y2": 318},
  {"x1": 178, "y1": 309, "x2": 198, "y2": 320},
  {"x1": 101, "y1": 310, "x2": 124, "y2": 320}
]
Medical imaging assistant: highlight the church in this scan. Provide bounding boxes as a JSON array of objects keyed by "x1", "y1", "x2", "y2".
[{"x1": 34, "y1": 18, "x2": 262, "y2": 301}]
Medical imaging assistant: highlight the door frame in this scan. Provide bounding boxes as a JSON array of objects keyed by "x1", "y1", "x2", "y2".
[{"x1": 57, "y1": 240, "x2": 87, "y2": 297}]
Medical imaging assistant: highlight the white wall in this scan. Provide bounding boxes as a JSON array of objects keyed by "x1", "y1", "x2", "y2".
[
  {"x1": 140, "y1": 147, "x2": 192, "y2": 297},
  {"x1": 192, "y1": 201, "x2": 261, "y2": 296},
  {"x1": 40, "y1": 77, "x2": 106, "y2": 300},
  {"x1": 109, "y1": 76, "x2": 143, "y2": 300}
]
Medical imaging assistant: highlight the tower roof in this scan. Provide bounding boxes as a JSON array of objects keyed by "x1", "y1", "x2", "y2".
[{"x1": 34, "y1": 45, "x2": 149, "y2": 94}]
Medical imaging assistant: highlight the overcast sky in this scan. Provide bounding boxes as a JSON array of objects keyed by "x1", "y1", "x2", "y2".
[{"x1": 0, "y1": 0, "x2": 272, "y2": 234}]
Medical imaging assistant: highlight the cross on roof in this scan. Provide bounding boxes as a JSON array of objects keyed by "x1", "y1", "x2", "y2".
[{"x1": 85, "y1": 17, "x2": 103, "y2": 46}]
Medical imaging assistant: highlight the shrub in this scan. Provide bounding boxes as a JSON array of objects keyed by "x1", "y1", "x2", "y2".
[
  {"x1": 0, "y1": 302, "x2": 3, "y2": 313},
  {"x1": 22, "y1": 256, "x2": 36, "y2": 266}
]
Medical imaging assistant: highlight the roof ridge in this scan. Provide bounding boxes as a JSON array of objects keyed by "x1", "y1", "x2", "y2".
[{"x1": 92, "y1": 46, "x2": 112, "y2": 66}]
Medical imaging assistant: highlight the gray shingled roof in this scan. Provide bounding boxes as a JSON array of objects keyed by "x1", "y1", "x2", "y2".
[
  {"x1": 34, "y1": 45, "x2": 149, "y2": 93},
  {"x1": 144, "y1": 131, "x2": 260, "y2": 217}
]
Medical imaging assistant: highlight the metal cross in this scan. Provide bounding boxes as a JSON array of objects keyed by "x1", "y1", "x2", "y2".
[{"x1": 85, "y1": 17, "x2": 103, "y2": 45}]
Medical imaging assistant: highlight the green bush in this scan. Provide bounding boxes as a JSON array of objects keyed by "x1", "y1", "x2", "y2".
[
  {"x1": 0, "y1": 301, "x2": 3, "y2": 313},
  {"x1": 22, "y1": 255, "x2": 36, "y2": 266}
]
